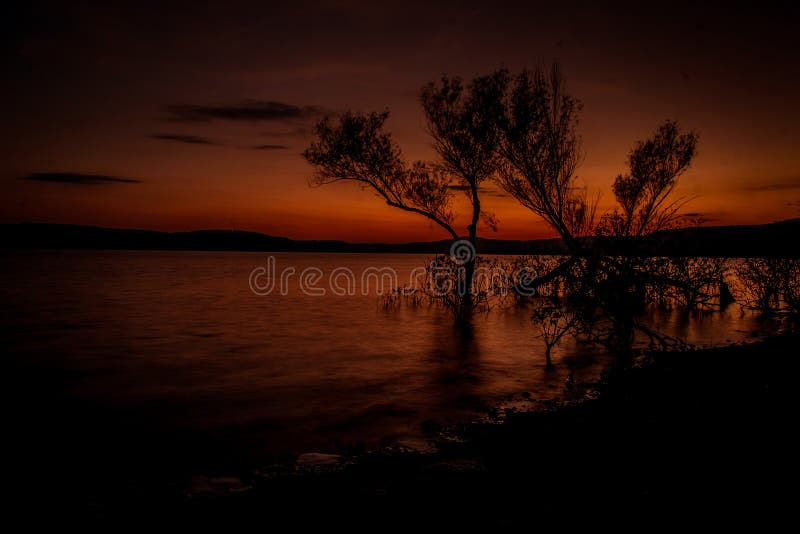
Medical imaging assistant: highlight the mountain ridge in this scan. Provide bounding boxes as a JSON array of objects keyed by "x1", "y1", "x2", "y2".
[{"x1": 1, "y1": 219, "x2": 798, "y2": 257}]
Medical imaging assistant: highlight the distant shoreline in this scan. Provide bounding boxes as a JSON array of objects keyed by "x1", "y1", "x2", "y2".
[{"x1": 2, "y1": 218, "x2": 799, "y2": 257}]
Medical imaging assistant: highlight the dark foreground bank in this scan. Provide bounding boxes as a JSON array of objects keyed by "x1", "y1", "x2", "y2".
[{"x1": 13, "y1": 333, "x2": 799, "y2": 527}]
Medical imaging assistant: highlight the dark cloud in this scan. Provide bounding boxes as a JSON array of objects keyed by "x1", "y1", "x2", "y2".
[
  {"x1": 150, "y1": 133, "x2": 219, "y2": 145},
  {"x1": 21, "y1": 173, "x2": 141, "y2": 184},
  {"x1": 252, "y1": 144, "x2": 290, "y2": 150},
  {"x1": 163, "y1": 100, "x2": 325, "y2": 122}
]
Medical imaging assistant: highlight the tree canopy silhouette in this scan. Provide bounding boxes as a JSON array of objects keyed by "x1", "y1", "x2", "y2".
[
  {"x1": 599, "y1": 120, "x2": 698, "y2": 237},
  {"x1": 303, "y1": 111, "x2": 458, "y2": 239},
  {"x1": 495, "y1": 64, "x2": 594, "y2": 252},
  {"x1": 304, "y1": 70, "x2": 510, "y2": 315},
  {"x1": 304, "y1": 63, "x2": 717, "y2": 352},
  {"x1": 486, "y1": 66, "x2": 704, "y2": 356},
  {"x1": 421, "y1": 70, "x2": 508, "y2": 239}
]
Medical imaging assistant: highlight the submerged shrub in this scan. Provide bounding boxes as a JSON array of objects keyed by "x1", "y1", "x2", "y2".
[
  {"x1": 530, "y1": 297, "x2": 581, "y2": 370},
  {"x1": 732, "y1": 258, "x2": 799, "y2": 314},
  {"x1": 657, "y1": 257, "x2": 728, "y2": 309}
]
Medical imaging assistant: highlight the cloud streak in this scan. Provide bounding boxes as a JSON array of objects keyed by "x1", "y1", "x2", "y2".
[
  {"x1": 22, "y1": 173, "x2": 141, "y2": 184},
  {"x1": 252, "y1": 144, "x2": 290, "y2": 150},
  {"x1": 150, "y1": 133, "x2": 219, "y2": 145},
  {"x1": 164, "y1": 100, "x2": 325, "y2": 122}
]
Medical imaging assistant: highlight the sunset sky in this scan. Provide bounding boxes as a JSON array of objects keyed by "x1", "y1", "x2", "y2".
[{"x1": 2, "y1": 0, "x2": 798, "y2": 242}]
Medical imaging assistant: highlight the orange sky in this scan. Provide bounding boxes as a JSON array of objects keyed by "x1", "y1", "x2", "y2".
[{"x1": 2, "y1": 1, "x2": 799, "y2": 242}]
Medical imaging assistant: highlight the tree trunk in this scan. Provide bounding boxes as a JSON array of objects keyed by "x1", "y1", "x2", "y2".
[
  {"x1": 461, "y1": 181, "x2": 480, "y2": 316},
  {"x1": 459, "y1": 226, "x2": 478, "y2": 313},
  {"x1": 545, "y1": 345, "x2": 553, "y2": 370}
]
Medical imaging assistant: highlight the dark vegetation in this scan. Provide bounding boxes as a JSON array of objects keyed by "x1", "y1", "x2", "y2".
[{"x1": 303, "y1": 63, "x2": 799, "y2": 354}]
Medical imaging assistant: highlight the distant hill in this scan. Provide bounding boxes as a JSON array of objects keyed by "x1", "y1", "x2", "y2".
[
  {"x1": 1, "y1": 219, "x2": 798, "y2": 257},
  {"x1": 630, "y1": 219, "x2": 800, "y2": 257}
]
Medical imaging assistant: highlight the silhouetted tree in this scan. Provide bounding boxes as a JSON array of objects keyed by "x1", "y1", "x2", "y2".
[
  {"x1": 304, "y1": 111, "x2": 458, "y2": 239},
  {"x1": 495, "y1": 64, "x2": 595, "y2": 252},
  {"x1": 306, "y1": 63, "x2": 731, "y2": 367},
  {"x1": 598, "y1": 121, "x2": 698, "y2": 238},
  {"x1": 732, "y1": 258, "x2": 796, "y2": 314},
  {"x1": 592, "y1": 121, "x2": 698, "y2": 353},
  {"x1": 531, "y1": 297, "x2": 580, "y2": 370},
  {"x1": 305, "y1": 71, "x2": 509, "y2": 317},
  {"x1": 653, "y1": 257, "x2": 728, "y2": 310},
  {"x1": 419, "y1": 70, "x2": 509, "y2": 305},
  {"x1": 785, "y1": 261, "x2": 800, "y2": 327},
  {"x1": 494, "y1": 69, "x2": 702, "y2": 359}
]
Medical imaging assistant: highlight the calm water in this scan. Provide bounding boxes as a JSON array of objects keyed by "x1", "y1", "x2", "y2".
[{"x1": 1, "y1": 250, "x2": 770, "y2": 474}]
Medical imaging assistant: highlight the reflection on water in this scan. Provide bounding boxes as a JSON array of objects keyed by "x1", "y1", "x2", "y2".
[
  {"x1": 644, "y1": 303, "x2": 780, "y2": 347},
  {"x1": 0, "y1": 250, "x2": 772, "y2": 470}
]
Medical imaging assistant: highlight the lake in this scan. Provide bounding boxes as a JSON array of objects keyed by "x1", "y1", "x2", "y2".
[{"x1": 1, "y1": 249, "x2": 771, "y2": 478}]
